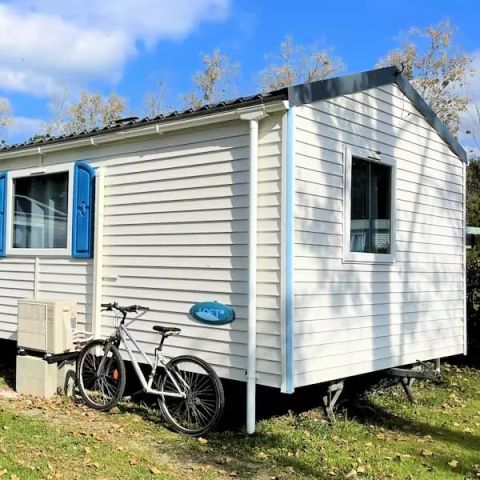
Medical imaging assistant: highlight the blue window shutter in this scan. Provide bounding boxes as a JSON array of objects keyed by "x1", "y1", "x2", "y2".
[
  {"x1": 0, "y1": 172, "x2": 7, "y2": 257},
  {"x1": 72, "y1": 162, "x2": 95, "y2": 258}
]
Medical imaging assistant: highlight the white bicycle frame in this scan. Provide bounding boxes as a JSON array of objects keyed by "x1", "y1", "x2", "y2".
[{"x1": 109, "y1": 316, "x2": 187, "y2": 399}]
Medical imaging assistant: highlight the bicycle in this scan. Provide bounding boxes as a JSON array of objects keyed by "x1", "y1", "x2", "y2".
[{"x1": 75, "y1": 302, "x2": 225, "y2": 436}]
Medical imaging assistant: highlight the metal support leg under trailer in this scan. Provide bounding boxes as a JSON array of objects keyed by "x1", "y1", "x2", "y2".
[
  {"x1": 322, "y1": 379, "x2": 345, "y2": 418},
  {"x1": 386, "y1": 359, "x2": 442, "y2": 402}
]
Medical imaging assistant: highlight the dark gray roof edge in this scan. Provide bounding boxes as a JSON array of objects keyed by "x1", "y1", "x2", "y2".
[
  {"x1": 0, "y1": 91, "x2": 288, "y2": 153},
  {"x1": 288, "y1": 66, "x2": 398, "y2": 105},
  {"x1": 394, "y1": 73, "x2": 467, "y2": 163},
  {"x1": 288, "y1": 66, "x2": 467, "y2": 163}
]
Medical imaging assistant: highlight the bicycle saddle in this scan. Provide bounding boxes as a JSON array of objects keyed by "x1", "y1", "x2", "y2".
[{"x1": 153, "y1": 325, "x2": 181, "y2": 335}]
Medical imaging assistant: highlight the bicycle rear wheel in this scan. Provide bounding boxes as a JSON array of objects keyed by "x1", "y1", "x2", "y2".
[
  {"x1": 76, "y1": 339, "x2": 126, "y2": 411},
  {"x1": 156, "y1": 355, "x2": 224, "y2": 436}
]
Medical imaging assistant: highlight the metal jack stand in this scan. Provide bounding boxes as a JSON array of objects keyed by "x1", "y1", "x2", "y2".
[
  {"x1": 322, "y1": 379, "x2": 345, "y2": 419},
  {"x1": 386, "y1": 359, "x2": 441, "y2": 402}
]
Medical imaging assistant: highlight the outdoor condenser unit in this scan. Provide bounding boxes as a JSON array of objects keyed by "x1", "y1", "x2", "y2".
[{"x1": 17, "y1": 299, "x2": 77, "y2": 354}]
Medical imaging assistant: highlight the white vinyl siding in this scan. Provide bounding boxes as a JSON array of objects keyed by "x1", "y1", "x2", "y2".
[
  {"x1": 37, "y1": 258, "x2": 93, "y2": 330},
  {"x1": 0, "y1": 114, "x2": 284, "y2": 388},
  {"x1": 98, "y1": 116, "x2": 283, "y2": 388},
  {"x1": 293, "y1": 83, "x2": 465, "y2": 388},
  {"x1": 0, "y1": 258, "x2": 35, "y2": 338},
  {"x1": 0, "y1": 257, "x2": 92, "y2": 338}
]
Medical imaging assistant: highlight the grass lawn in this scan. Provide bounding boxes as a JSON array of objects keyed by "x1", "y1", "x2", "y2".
[{"x1": 0, "y1": 365, "x2": 478, "y2": 479}]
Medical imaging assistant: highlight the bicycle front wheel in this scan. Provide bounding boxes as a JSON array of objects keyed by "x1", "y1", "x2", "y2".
[
  {"x1": 157, "y1": 355, "x2": 224, "y2": 436},
  {"x1": 76, "y1": 339, "x2": 126, "y2": 411}
]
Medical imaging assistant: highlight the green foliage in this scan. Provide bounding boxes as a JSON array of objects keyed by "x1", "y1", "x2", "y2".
[
  {"x1": 467, "y1": 257, "x2": 480, "y2": 364},
  {"x1": 467, "y1": 159, "x2": 480, "y2": 227}
]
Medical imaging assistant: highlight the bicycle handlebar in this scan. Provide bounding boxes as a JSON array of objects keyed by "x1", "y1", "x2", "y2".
[{"x1": 101, "y1": 302, "x2": 149, "y2": 314}]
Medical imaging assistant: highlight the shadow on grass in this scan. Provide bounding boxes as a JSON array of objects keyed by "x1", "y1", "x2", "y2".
[
  {"x1": 344, "y1": 394, "x2": 480, "y2": 478},
  {"x1": 112, "y1": 372, "x2": 400, "y2": 478},
  {"x1": 117, "y1": 370, "x2": 480, "y2": 479},
  {"x1": 118, "y1": 399, "x2": 330, "y2": 479}
]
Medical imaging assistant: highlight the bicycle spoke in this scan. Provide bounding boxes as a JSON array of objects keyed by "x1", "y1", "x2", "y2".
[
  {"x1": 158, "y1": 357, "x2": 223, "y2": 434},
  {"x1": 78, "y1": 341, "x2": 124, "y2": 410}
]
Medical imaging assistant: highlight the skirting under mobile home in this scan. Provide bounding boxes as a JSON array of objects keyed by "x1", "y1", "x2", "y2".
[{"x1": 0, "y1": 67, "x2": 466, "y2": 429}]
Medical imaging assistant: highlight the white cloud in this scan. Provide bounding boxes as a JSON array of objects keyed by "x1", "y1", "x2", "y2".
[
  {"x1": 13, "y1": 0, "x2": 230, "y2": 45},
  {"x1": 0, "y1": 0, "x2": 230, "y2": 96}
]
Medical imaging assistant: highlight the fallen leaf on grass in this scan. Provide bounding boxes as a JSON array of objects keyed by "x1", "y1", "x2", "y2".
[
  {"x1": 149, "y1": 466, "x2": 162, "y2": 475},
  {"x1": 448, "y1": 460, "x2": 459, "y2": 468},
  {"x1": 0, "y1": 470, "x2": 6, "y2": 477},
  {"x1": 129, "y1": 458, "x2": 137, "y2": 466},
  {"x1": 197, "y1": 437, "x2": 208, "y2": 445},
  {"x1": 420, "y1": 449, "x2": 433, "y2": 457}
]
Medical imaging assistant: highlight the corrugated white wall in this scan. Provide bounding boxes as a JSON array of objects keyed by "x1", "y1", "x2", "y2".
[
  {"x1": 293, "y1": 83, "x2": 465, "y2": 388},
  {"x1": 0, "y1": 113, "x2": 284, "y2": 388}
]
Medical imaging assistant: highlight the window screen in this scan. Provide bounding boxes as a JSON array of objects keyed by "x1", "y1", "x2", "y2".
[
  {"x1": 350, "y1": 157, "x2": 391, "y2": 254},
  {"x1": 13, "y1": 172, "x2": 68, "y2": 249}
]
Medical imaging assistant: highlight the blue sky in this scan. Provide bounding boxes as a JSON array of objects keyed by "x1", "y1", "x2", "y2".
[{"x1": 1, "y1": 0, "x2": 479, "y2": 143}]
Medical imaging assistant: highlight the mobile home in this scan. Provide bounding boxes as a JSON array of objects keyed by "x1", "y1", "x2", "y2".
[{"x1": 0, "y1": 66, "x2": 466, "y2": 432}]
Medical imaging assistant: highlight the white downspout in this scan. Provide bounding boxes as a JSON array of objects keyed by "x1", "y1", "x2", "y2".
[
  {"x1": 240, "y1": 109, "x2": 267, "y2": 435},
  {"x1": 91, "y1": 167, "x2": 105, "y2": 339},
  {"x1": 247, "y1": 118, "x2": 259, "y2": 435}
]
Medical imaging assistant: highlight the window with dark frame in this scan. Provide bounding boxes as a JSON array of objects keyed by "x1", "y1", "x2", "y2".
[
  {"x1": 350, "y1": 157, "x2": 392, "y2": 254},
  {"x1": 13, "y1": 172, "x2": 69, "y2": 249}
]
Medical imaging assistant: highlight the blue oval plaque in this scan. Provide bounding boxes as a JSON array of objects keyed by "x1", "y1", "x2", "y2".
[{"x1": 190, "y1": 301, "x2": 235, "y2": 325}]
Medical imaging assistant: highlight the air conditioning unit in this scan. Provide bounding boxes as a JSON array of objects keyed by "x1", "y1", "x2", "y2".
[{"x1": 17, "y1": 299, "x2": 77, "y2": 354}]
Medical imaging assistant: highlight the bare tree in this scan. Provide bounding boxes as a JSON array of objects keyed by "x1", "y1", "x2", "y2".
[
  {"x1": 184, "y1": 49, "x2": 239, "y2": 109},
  {"x1": 0, "y1": 98, "x2": 12, "y2": 144},
  {"x1": 45, "y1": 90, "x2": 127, "y2": 136},
  {"x1": 378, "y1": 19, "x2": 475, "y2": 135},
  {"x1": 144, "y1": 79, "x2": 168, "y2": 118},
  {"x1": 261, "y1": 35, "x2": 344, "y2": 91}
]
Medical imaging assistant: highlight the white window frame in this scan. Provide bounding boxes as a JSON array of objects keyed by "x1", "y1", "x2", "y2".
[
  {"x1": 6, "y1": 163, "x2": 74, "y2": 256},
  {"x1": 343, "y1": 144, "x2": 396, "y2": 264}
]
